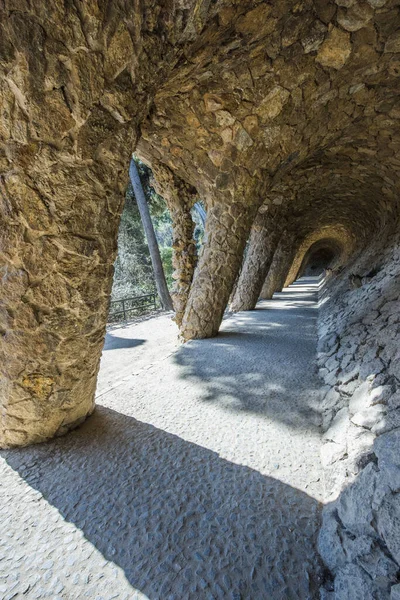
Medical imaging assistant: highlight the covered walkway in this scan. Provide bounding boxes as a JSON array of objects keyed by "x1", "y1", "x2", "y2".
[{"x1": 1, "y1": 279, "x2": 325, "y2": 599}]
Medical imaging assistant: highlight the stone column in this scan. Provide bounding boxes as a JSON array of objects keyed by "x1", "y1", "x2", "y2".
[
  {"x1": 180, "y1": 199, "x2": 258, "y2": 340},
  {"x1": 0, "y1": 145, "x2": 139, "y2": 448},
  {"x1": 0, "y1": 4, "x2": 174, "y2": 448},
  {"x1": 151, "y1": 165, "x2": 198, "y2": 327},
  {"x1": 285, "y1": 266, "x2": 301, "y2": 288},
  {"x1": 230, "y1": 206, "x2": 283, "y2": 312},
  {"x1": 260, "y1": 232, "x2": 297, "y2": 299}
]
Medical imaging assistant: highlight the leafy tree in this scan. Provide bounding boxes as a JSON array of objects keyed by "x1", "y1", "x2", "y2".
[
  {"x1": 129, "y1": 158, "x2": 173, "y2": 310},
  {"x1": 111, "y1": 159, "x2": 206, "y2": 314},
  {"x1": 111, "y1": 160, "x2": 174, "y2": 303}
]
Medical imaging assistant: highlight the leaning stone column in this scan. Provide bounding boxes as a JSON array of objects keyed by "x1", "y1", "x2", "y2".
[
  {"x1": 180, "y1": 198, "x2": 258, "y2": 340},
  {"x1": 170, "y1": 204, "x2": 198, "y2": 327},
  {"x1": 151, "y1": 165, "x2": 198, "y2": 327},
  {"x1": 230, "y1": 206, "x2": 283, "y2": 312},
  {"x1": 0, "y1": 4, "x2": 173, "y2": 448},
  {"x1": 0, "y1": 147, "x2": 138, "y2": 448},
  {"x1": 260, "y1": 232, "x2": 297, "y2": 299}
]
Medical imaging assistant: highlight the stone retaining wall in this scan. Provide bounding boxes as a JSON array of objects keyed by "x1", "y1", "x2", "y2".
[{"x1": 316, "y1": 228, "x2": 400, "y2": 599}]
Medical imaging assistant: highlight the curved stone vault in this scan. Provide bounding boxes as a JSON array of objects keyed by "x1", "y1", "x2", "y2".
[{"x1": 1, "y1": 1, "x2": 400, "y2": 597}]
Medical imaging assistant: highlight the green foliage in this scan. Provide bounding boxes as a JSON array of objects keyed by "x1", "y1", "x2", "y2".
[
  {"x1": 111, "y1": 158, "x2": 174, "y2": 301},
  {"x1": 111, "y1": 157, "x2": 206, "y2": 305},
  {"x1": 159, "y1": 246, "x2": 174, "y2": 288}
]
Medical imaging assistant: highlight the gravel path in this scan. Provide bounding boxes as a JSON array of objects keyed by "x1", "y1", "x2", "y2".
[{"x1": 0, "y1": 278, "x2": 325, "y2": 600}]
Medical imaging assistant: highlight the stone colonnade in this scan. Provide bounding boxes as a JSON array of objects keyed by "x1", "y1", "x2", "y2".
[{"x1": 1, "y1": 0, "x2": 400, "y2": 480}]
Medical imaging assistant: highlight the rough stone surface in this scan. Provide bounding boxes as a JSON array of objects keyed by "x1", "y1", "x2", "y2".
[
  {"x1": 230, "y1": 206, "x2": 284, "y2": 312},
  {"x1": 151, "y1": 164, "x2": 198, "y2": 327},
  {"x1": 0, "y1": 0, "x2": 226, "y2": 447},
  {"x1": 334, "y1": 564, "x2": 376, "y2": 600},
  {"x1": 180, "y1": 197, "x2": 261, "y2": 340},
  {"x1": 391, "y1": 584, "x2": 400, "y2": 600},
  {"x1": 317, "y1": 228, "x2": 400, "y2": 597},
  {"x1": 316, "y1": 27, "x2": 352, "y2": 70},
  {"x1": 260, "y1": 230, "x2": 297, "y2": 299},
  {"x1": 2, "y1": 5, "x2": 400, "y2": 599},
  {"x1": 377, "y1": 493, "x2": 400, "y2": 565}
]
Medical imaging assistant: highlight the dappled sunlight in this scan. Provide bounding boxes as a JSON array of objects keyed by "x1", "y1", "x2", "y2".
[{"x1": 173, "y1": 279, "x2": 323, "y2": 433}]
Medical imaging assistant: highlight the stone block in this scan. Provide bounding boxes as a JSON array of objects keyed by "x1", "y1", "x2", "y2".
[
  {"x1": 324, "y1": 407, "x2": 349, "y2": 444},
  {"x1": 377, "y1": 493, "x2": 400, "y2": 565},
  {"x1": 391, "y1": 583, "x2": 400, "y2": 600},
  {"x1": 357, "y1": 546, "x2": 398, "y2": 585},
  {"x1": 322, "y1": 388, "x2": 342, "y2": 411},
  {"x1": 346, "y1": 424, "x2": 375, "y2": 466},
  {"x1": 374, "y1": 431, "x2": 400, "y2": 492},
  {"x1": 388, "y1": 391, "x2": 400, "y2": 410},
  {"x1": 334, "y1": 564, "x2": 375, "y2": 600},
  {"x1": 372, "y1": 410, "x2": 400, "y2": 435},
  {"x1": 318, "y1": 504, "x2": 346, "y2": 571},
  {"x1": 337, "y1": 3, "x2": 373, "y2": 32},
  {"x1": 326, "y1": 356, "x2": 340, "y2": 372},
  {"x1": 359, "y1": 358, "x2": 385, "y2": 381},
  {"x1": 325, "y1": 370, "x2": 341, "y2": 387},
  {"x1": 351, "y1": 404, "x2": 386, "y2": 430},
  {"x1": 337, "y1": 462, "x2": 378, "y2": 537},
  {"x1": 321, "y1": 440, "x2": 347, "y2": 467},
  {"x1": 339, "y1": 376, "x2": 361, "y2": 396},
  {"x1": 349, "y1": 380, "x2": 371, "y2": 414},
  {"x1": 316, "y1": 27, "x2": 352, "y2": 70},
  {"x1": 318, "y1": 333, "x2": 339, "y2": 354}
]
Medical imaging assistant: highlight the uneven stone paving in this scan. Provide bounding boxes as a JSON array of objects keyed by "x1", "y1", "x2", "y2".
[{"x1": 1, "y1": 278, "x2": 325, "y2": 600}]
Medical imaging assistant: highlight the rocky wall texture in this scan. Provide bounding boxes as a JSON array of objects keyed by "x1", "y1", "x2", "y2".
[
  {"x1": 316, "y1": 226, "x2": 400, "y2": 599},
  {"x1": 151, "y1": 164, "x2": 198, "y2": 327}
]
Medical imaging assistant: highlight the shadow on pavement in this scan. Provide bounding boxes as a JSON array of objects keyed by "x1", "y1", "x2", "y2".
[
  {"x1": 174, "y1": 280, "x2": 322, "y2": 431},
  {"x1": 2, "y1": 406, "x2": 323, "y2": 600},
  {"x1": 103, "y1": 335, "x2": 146, "y2": 351}
]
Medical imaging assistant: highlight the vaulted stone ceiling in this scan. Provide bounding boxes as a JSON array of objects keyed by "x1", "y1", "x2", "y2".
[{"x1": 138, "y1": 0, "x2": 400, "y2": 207}]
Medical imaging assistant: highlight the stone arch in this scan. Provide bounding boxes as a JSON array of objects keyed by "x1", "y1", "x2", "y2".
[
  {"x1": 0, "y1": 0, "x2": 226, "y2": 448},
  {"x1": 285, "y1": 227, "x2": 355, "y2": 288},
  {"x1": 299, "y1": 241, "x2": 339, "y2": 276},
  {"x1": 2, "y1": 0, "x2": 400, "y2": 453}
]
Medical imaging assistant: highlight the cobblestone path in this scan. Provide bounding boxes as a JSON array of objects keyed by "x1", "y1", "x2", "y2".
[{"x1": 1, "y1": 278, "x2": 324, "y2": 600}]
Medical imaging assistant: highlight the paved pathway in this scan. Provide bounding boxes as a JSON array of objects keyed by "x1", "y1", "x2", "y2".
[{"x1": 0, "y1": 278, "x2": 325, "y2": 600}]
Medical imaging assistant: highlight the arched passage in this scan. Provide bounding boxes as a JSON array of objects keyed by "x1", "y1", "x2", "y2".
[
  {"x1": 301, "y1": 244, "x2": 337, "y2": 277},
  {"x1": 285, "y1": 226, "x2": 356, "y2": 288},
  {"x1": 300, "y1": 246, "x2": 335, "y2": 276},
  {"x1": 1, "y1": 3, "x2": 400, "y2": 598}
]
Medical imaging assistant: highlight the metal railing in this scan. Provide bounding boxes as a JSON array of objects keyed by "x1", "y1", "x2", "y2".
[{"x1": 108, "y1": 293, "x2": 158, "y2": 323}]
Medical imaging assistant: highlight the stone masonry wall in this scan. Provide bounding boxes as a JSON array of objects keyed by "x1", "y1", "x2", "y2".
[{"x1": 316, "y1": 225, "x2": 400, "y2": 599}]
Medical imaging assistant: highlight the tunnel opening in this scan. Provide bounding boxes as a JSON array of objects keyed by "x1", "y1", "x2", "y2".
[
  {"x1": 297, "y1": 239, "x2": 343, "y2": 280},
  {"x1": 302, "y1": 247, "x2": 336, "y2": 277}
]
